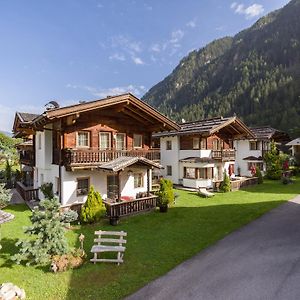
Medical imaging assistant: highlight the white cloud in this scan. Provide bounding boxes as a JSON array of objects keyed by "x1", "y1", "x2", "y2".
[
  {"x1": 230, "y1": 2, "x2": 264, "y2": 19},
  {"x1": 170, "y1": 29, "x2": 184, "y2": 43},
  {"x1": 150, "y1": 44, "x2": 161, "y2": 53},
  {"x1": 132, "y1": 56, "x2": 144, "y2": 65},
  {"x1": 186, "y1": 20, "x2": 196, "y2": 28},
  {"x1": 67, "y1": 84, "x2": 147, "y2": 98},
  {"x1": 109, "y1": 53, "x2": 126, "y2": 61}
]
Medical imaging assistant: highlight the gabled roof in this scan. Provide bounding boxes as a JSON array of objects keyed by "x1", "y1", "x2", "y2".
[
  {"x1": 98, "y1": 156, "x2": 162, "y2": 172},
  {"x1": 286, "y1": 138, "x2": 300, "y2": 146},
  {"x1": 18, "y1": 112, "x2": 39, "y2": 123},
  {"x1": 179, "y1": 157, "x2": 215, "y2": 163},
  {"x1": 153, "y1": 116, "x2": 254, "y2": 138},
  {"x1": 243, "y1": 156, "x2": 263, "y2": 161},
  {"x1": 250, "y1": 126, "x2": 290, "y2": 142},
  {"x1": 13, "y1": 112, "x2": 40, "y2": 137},
  {"x1": 31, "y1": 93, "x2": 179, "y2": 132}
]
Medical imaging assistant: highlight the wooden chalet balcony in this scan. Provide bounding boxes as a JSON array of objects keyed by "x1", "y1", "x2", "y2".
[
  {"x1": 211, "y1": 149, "x2": 235, "y2": 161},
  {"x1": 63, "y1": 148, "x2": 160, "y2": 168},
  {"x1": 19, "y1": 150, "x2": 35, "y2": 166}
]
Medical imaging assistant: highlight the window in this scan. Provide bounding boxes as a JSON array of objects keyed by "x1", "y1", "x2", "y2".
[
  {"x1": 207, "y1": 168, "x2": 214, "y2": 179},
  {"x1": 166, "y1": 140, "x2": 172, "y2": 150},
  {"x1": 249, "y1": 141, "x2": 260, "y2": 150},
  {"x1": 133, "y1": 134, "x2": 143, "y2": 148},
  {"x1": 77, "y1": 131, "x2": 90, "y2": 148},
  {"x1": 77, "y1": 178, "x2": 89, "y2": 196},
  {"x1": 99, "y1": 132, "x2": 111, "y2": 150},
  {"x1": 193, "y1": 138, "x2": 200, "y2": 149},
  {"x1": 200, "y1": 138, "x2": 207, "y2": 150},
  {"x1": 212, "y1": 139, "x2": 221, "y2": 150},
  {"x1": 184, "y1": 167, "x2": 196, "y2": 179},
  {"x1": 116, "y1": 133, "x2": 126, "y2": 150},
  {"x1": 38, "y1": 133, "x2": 42, "y2": 150},
  {"x1": 134, "y1": 173, "x2": 144, "y2": 188},
  {"x1": 248, "y1": 162, "x2": 263, "y2": 171},
  {"x1": 167, "y1": 165, "x2": 172, "y2": 176},
  {"x1": 199, "y1": 168, "x2": 206, "y2": 179},
  {"x1": 55, "y1": 177, "x2": 60, "y2": 195}
]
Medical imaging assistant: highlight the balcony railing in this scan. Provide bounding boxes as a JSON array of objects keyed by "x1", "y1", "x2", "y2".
[
  {"x1": 16, "y1": 181, "x2": 39, "y2": 202},
  {"x1": 19, "y1": 151, "x2": 35, "y2": 166},
  {"x1": 211, "y1": 149, "x2": 235, "y2": 161},
  {"x1": 103, "y1": 195, "x2": 157, "y2": 222},
  {"x1": 63, "y1": 148, "x2": 160, "y2": 167}
]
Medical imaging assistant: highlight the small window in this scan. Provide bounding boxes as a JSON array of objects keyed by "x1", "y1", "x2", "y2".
[
  {"x1": 249, "y1": 141, "x2": 260, "y2": 150},
  {"x1": 77, "y1": 178, "x2": 89, "y2": 196},
  {"x1": 133, "y1": 134, "x2": 143, "y2": 148},
  {"x1": 77, "y1": 131, "x2": 90, "y2": 148},
  {"x1": 193, "y1": 137, "x2": 200, "y2": 149},
  {"x1": 212, "y1": 139, "x2": 221, "y2": 150},
  {"x1": 134, "y1": 173, "x2": 144, "y2": 188},
  {"x1": 38, "y1": 133, "x2": 42, "y2": 150},
  {"x1": 99, "y1": 132, "x2": 111, "y2": 150},
  {"x1": 199, "y1": 168, "x2": 206, "y2": 179},
  {"x1": 184, "y1": 167, "x2": 196, "y2": 179},
  {"x1": 167, "y1": 165, "x2": 172, "y2": 176},
  {"x1": 200, "y1": 138, "x2": 207, "y2": 150},
  {"x1": 115, "y1": 133, "x2": 126, "y2": 150},
  {"x1": 166, "y1": 140, "x2": 172, "y2": 150}
]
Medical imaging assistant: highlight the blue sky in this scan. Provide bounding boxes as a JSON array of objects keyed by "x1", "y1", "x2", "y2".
[{"x1": 0, "y1": 0, "x2": 290, "y2": 132}]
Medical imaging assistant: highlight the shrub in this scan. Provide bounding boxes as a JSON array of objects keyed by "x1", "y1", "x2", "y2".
[
  {"x1": 157, "y1": 178, "x2": 174, "y2": 208},
  {"x1": 80, "y1": 186, "x2": 105, "y2": 223},
  {"x1": 61, "y1": 209, "x2": 78, "y2": 224},
  {"x1": 255, "y1": 167, "x2": 263, "y2": 184},
  {"x1": 40, "y1": 182, "x2": 54, "y2": 199},
  {"x1": 4, "y1": 159, "x2": 12, "y2": 188},
  {"x1": 0, "y1": 183, "x2": 11, "y2": 208},
  {"x1": 12, "y1": 198, "x2": 68, "y2": 265},
  {"x1": 219, "y1": 171, "x2": 231, "y2": 193}
]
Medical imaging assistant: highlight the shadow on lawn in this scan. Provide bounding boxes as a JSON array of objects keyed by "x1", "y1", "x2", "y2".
[
  {"x1": 0, "y1": 237, "x2": 19, "y2": 268},
  {"x1": 64, "y1": 199, "x2": 292, "y2": 300}
]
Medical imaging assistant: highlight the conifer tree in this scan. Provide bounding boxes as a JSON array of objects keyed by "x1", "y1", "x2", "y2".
[
  {"x1": 80, "y1": 186, "x2": 105, "y2": 223},
  {"x1": 219, "y1": 171, "x2": 231, "y2": 193},
  {"x1": 12, "y1": 198, "x2": 68, "y2": 265}
]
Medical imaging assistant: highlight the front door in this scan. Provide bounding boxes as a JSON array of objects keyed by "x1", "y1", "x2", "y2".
[{"x1": 107, "y1": 175, "x2": 119, "y2": 200}]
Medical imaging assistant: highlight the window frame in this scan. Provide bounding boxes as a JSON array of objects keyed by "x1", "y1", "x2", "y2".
[
  {"x1": 249, "y1": 141, "x2": 260, "y2": 151},
  {"x1": 76, "y1": 177, "x2": 90, "y2": 197},
  {"x1": 99, "y1": 132, "x2": 111, "y2": 150},
  {"x1": 133, "y1": 134, "x2": 143, "y2": 149},
  {"x1": 115, "y1": 133, "x2": 126, "y2": 150},
  {"x1": 76, "y1": 131, "x2": 90, "y2": 148},
  {"x1": 166, "y1": 165, "x2": 172, "y2": 176},
  {"x1": 166, "y1": 140, "x2": 172, "y2": 150},
  {"x1": 193, "y1": 137, "x2": 200, "y2": 149},
  {"x1": 134, "y1": 173, "x2": 144, "y2": 188}
]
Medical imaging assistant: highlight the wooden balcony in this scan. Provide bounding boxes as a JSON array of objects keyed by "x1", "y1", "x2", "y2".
[
  {"x1": 104, "y1": 194, "x2": 157, "y2": 223},
  {"x1": 212, "y1": 149, "x2": 235, "y2": 161},
  {"x1": 19, "y1": 151, "x2": 35, "y2": 166},
  {"x1": 63, "y1": 148, "x2": 160, "y2": 168},
  {"x1": 16, "y1": 181, "x2": 39, "y2": 202}
]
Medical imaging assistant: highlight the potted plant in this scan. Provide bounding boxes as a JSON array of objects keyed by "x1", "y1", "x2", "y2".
[{"x1": 157, "y1": 178, "x2": 174, "y2": 213}]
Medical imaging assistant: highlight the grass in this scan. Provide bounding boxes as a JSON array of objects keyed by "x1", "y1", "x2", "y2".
[{"x1": 1, "y1": 178, "x2": 300, "y2": 299}]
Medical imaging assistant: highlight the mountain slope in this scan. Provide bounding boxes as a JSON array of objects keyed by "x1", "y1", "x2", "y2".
[{"x1": 143, "y1": 0, "x2": 300, "y2": 136}]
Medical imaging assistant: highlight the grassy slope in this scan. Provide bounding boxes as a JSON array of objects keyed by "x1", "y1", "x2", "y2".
[{"x1": 0, "y1": 178, "x2": 299, "y2": 300}]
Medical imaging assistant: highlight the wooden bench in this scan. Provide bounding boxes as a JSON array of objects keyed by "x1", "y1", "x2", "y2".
[{"x1": 90, "y1": 230, "x2": 127, "y2": 265}]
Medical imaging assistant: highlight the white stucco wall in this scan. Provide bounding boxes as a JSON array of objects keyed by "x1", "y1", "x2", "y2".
[
  {"x1": 234, "y1": 140, "x2": 264, "y2": 176},
  {"x1": 160, "y1": 136, "x2": 180, "y2": 184},
  {"x1": 60, "y1": 166, "x2": 150, "y2": 207}
]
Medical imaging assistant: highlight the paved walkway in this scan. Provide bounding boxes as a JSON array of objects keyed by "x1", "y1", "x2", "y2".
[
  {"x1": 128, "y1": 195, "x2": 300, "y2": 300},
  {"x1": 10, "y1": 189, "x2": 24, "y2": 204}
]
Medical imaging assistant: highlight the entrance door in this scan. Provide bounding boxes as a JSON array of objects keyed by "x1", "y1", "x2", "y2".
[{"x1": 107, "y1": 175, "x2": 119, "y2": 200}]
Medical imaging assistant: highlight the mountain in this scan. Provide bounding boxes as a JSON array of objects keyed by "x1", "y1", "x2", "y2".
[
  {"x1": 0, "y1": 131, "x2": 12, "y2": 137},
  {"x1": 143, "y1": 0, "x2": 300, "y2": 137}
]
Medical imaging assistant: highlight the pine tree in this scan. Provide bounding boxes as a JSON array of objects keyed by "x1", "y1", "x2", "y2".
[
  {"x1": 12, "y1": 198, "x2": 68, "y2": 265},
  {"x1": 157, "y1": 178, "x2": 174, "y2": 208},
  {"x1": 255, "y1": 167, "x2": 263, "y2": 184},
  {"x1": 80, "y1": 186, "x2": 105, "y2": 223},
  {"x1": 219, "y1": 171, "x2": 231, "y2": 193}
]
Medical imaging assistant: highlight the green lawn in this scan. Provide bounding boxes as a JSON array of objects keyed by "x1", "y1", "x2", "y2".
[{"x1": 1, "y1": 178, "x2": 299, "y2": 300}]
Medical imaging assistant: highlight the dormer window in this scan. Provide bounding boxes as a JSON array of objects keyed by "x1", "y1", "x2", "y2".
[{"x1": 76, "y1": 131, "x2": 90, "y2": 148}]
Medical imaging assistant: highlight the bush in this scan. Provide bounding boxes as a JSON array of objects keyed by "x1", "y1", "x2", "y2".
[
  {"x1": 219, "y1": 171, "x2": 231, "y2": 193},
  {"x1": 40, "y1": 182, "x2": 54, "y2": 199},
  {"x1": 61, "y1": 210, "x2": 78, "y2": 224},
  {"x1": 255, "y1": 167, "x2": 263, "y2": 184},
  {"x1": 80, "y1": 186, "x2": 105, "y2": 223},
  {"x1": 157, "y1": 178, "x2": 174, "y2": 208},
  {"x1": 0, "y1": 183, "x2": 11, "y2": 208},
  {"x1": 5, "y1": 159, "x2": 12, "y2": 188}
]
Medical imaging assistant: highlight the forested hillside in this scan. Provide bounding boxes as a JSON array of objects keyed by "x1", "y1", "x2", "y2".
[{"x1": 143, "y1": 0, "x2": 300, "y2": 137}]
